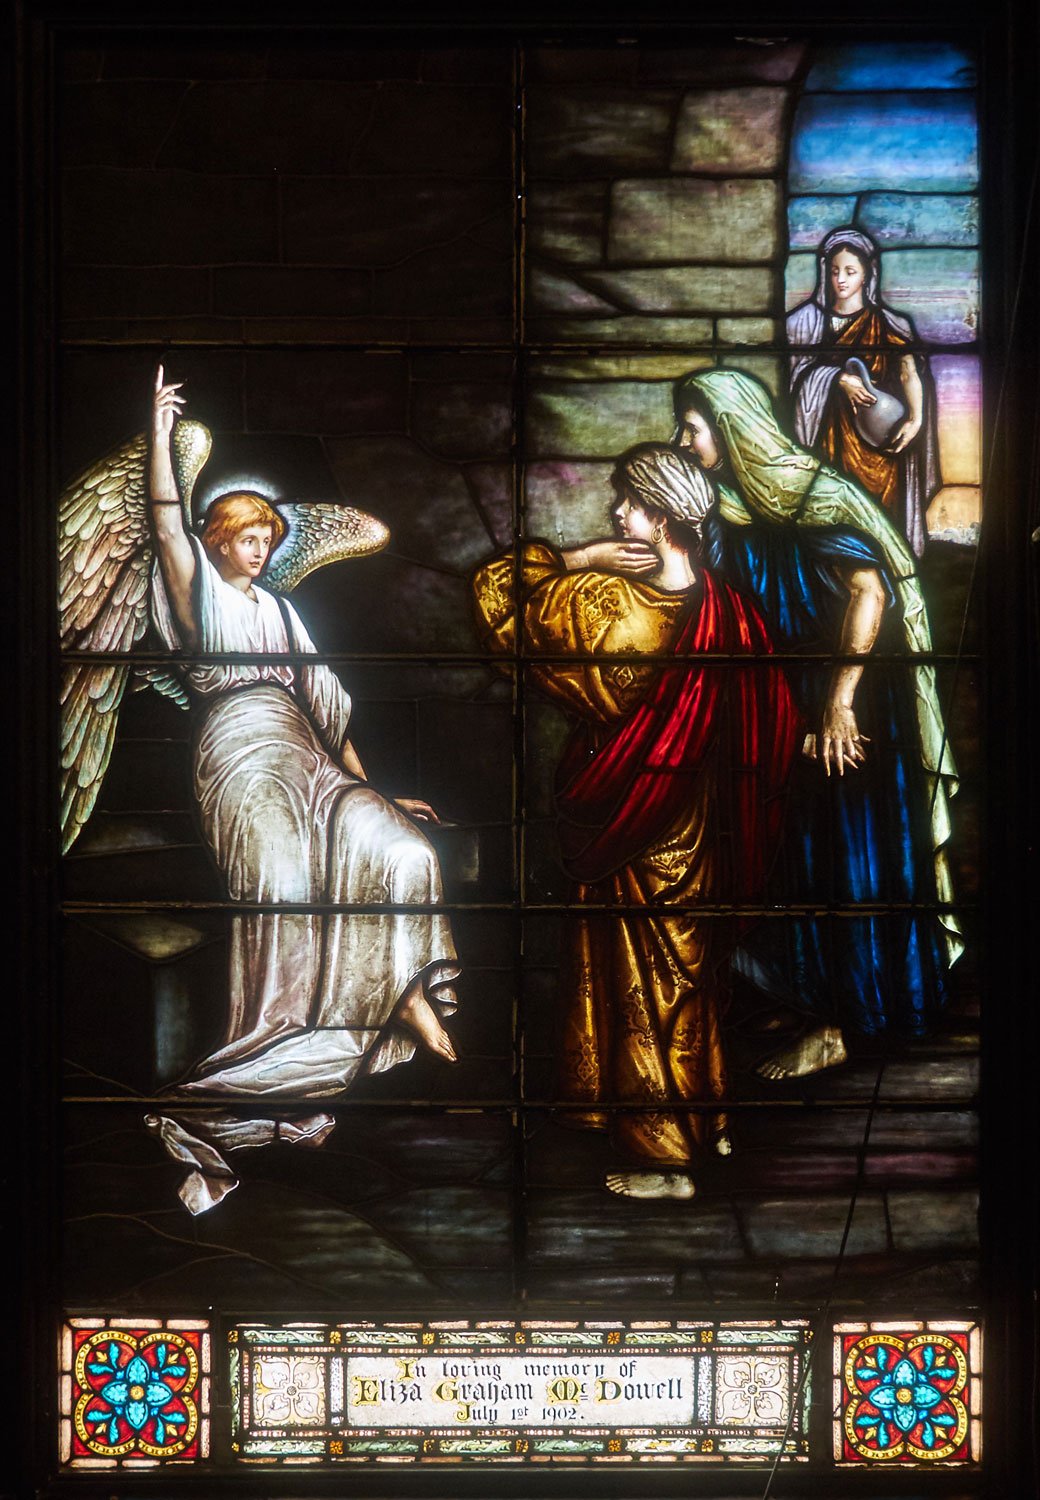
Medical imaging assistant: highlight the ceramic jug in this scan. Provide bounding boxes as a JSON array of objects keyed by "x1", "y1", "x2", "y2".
[{"x1": 844, "y1": 356, "x2": 906, "y2": 449}]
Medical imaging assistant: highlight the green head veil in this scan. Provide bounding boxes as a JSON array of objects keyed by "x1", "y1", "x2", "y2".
[
  {"x1": 675, "y1": 368, "x2": 961, "y2": 965},
  {"x1": 677, "y1": 369, "x2": 914, "y2": 571}
]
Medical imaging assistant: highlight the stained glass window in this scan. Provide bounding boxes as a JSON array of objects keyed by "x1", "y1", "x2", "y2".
[
  {"x1": 59, "y1": 1317, "x2": 211, "y2": 1469},
  {"x1": 834, "y1": 1320, "x2": 982, "y2": 1465},
  {"x1": 13, "y1": 9, "x2": 1040, "y2": 1496}
]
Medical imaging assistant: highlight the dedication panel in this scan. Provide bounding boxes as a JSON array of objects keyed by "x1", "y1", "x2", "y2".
[{"x1": 230, "y1": 1319, "x2": 811, "y2": 1463}]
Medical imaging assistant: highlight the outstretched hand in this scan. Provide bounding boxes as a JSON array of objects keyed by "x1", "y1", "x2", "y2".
[
  {"x1": 153, "y1": 363, "x2": 185, "y2": 438},
  {"x1": 564, "y1": 539, "x2": 659, "y2": 575}
]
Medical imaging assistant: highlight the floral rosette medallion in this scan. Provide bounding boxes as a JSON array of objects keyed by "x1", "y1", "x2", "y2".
[
  {"x1": 841, "y1": 1331, "x2": 970, "y2": 1462},
  {"x1": 73, "y1": 1328, "x2": 201, "y2": 1460}
]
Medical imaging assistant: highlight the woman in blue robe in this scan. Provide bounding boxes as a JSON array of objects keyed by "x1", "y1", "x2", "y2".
[{"x1": 671, "y1": 370, "x2": 960, "y2": 1076}]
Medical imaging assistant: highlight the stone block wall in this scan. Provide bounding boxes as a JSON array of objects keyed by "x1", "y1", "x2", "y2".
[
  {"x1": 525, "y1": 42, "x2": 805, "y2": 361},
  {"x1": 523, "y1": 43, "x2": 802, "y2": 567}
]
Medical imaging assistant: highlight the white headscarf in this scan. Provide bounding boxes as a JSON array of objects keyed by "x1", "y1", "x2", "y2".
[
  {"x1": 814, "y1": 226, "x2": 881, "y2": 309},
  {"x1": 616, "y1": 444, "x2": 715, "y2": 532}
]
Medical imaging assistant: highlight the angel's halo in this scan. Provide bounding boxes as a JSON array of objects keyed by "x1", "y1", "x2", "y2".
[{"x1": 193, "y1": 472, "x2": 280, "y2": 527}]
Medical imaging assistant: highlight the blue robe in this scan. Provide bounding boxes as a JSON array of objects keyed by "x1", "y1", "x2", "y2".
[{"x1": 703, "y1": 510, "x2": 947, "y2": 1039}]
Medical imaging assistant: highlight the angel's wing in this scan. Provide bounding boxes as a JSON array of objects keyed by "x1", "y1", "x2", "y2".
[
  {"x1": 261, "y1": 503, "x2": 390, "y2": 594},
  {"x1": 59, "y1": 420, "x2": 211, "y2": 853}
]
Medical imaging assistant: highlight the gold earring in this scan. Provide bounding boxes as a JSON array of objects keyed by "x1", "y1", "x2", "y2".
[{"x1": 651, "y1": 523, "x2": 664, "y2": 545}]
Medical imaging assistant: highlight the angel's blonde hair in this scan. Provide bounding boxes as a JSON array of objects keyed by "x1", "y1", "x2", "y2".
[{"x1": 200, "y1": 492, "x2": 287, "y2": 553}]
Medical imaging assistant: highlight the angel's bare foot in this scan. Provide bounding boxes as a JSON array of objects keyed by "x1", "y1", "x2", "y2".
[
  {"x1": 605, "y1": 1171, "x2": 695, "y2": 1200},
  {"x1": 713, "y1": 1131, "x2": 733, "y2": 1157},
  {"x1": 394, "y1": 985, "x2": 458, "y2": 1063},
  {"x1": 755, "y1": 1024, "x2": 847, "y2": 1081}
]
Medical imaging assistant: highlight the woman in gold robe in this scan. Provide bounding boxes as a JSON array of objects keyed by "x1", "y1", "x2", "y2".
[{"x1": 473, "y1": 445, "x2": 799, "y2": 1199}]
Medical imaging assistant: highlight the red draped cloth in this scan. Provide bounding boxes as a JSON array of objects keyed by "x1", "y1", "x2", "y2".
[
  {"x1": 472, "y1": 547, "x2": 801, "y2": 1169},
  {"x1": 556, "y1": 570, "x2": 800, "y2": 903}
]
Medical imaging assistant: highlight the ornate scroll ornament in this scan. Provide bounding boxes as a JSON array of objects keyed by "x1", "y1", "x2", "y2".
[
  {"x1": 252, "y1": 1355, "x2": 327, "y2": 1426},
  {"x1": 715, "y1": 1356, "x2": 789, "y2": 1425}
]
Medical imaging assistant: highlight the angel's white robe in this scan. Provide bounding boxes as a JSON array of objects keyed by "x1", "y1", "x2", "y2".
[{"x1": 146, "y1": 540, "x2": 459, "y2": 1212}]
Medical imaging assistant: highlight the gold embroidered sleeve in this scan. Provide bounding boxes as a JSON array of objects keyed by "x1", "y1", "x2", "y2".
[
  {"x1": 472, "y1": 542, "x2": 562, "y2": 654},
  {"x1": 472, "y1": 544, "x2": 684, "y2": 722}
]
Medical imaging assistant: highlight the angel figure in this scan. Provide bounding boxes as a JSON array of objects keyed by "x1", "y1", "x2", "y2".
[{"x1": 61, "y1": 369, "x2": 460, "y2": 1214}]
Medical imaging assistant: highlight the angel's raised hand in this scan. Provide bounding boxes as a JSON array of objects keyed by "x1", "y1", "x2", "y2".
[{"x1": 152, "y1": 365, "x2": 185, "y2": 437}]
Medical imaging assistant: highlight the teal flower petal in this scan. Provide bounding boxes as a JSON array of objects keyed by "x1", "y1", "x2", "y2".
[
  {"x1": 145, "y1": 1381, "x2": 172, "y2": 1409},
  {"x1": 125, "y1": 1399, "x2": 149, "y2": 1431},
  {"x1": 893, "y1": 1402, "x2": 918, "y2": 1433},
  {"x1": 125, "y1": 1356, "x2": 151, "y2": 1386},
  {"x1": 912, "y1": 1380, "x2": 943, "y2": 1410},
  {"x1": 870, "y1": 1383, "x2": 897, "y2": 1410},
  {"x1": 99, "y1": 1379, "x2": 128, "y2": 1407},
  {"x1": 892, "y1": 1358, "x2": 918, "y2": 1388}
]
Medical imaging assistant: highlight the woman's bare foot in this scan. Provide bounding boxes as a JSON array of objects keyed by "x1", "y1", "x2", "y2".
[
  {"x1": 605, "y1": 1171, "x2": 695, "y2": 1200},
  {"x1": 755, "y1": 1024, "x2": 847, "y2": 1081},
  {"x1": 394, "y1": 985, "x2": 458, "y2": 1063}
]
